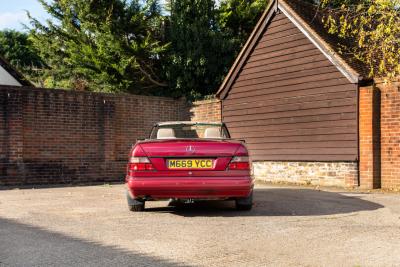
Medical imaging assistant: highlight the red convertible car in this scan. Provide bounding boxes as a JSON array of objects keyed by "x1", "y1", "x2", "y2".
[{"x1": 125, "y1": 122, "x2": 254, "y2": 212}]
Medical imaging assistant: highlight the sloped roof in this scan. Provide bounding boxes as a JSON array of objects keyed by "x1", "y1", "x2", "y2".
[
  {"x1": 0, "y1": 55, "x2": 33, "y2": 87},
  {"x1": 217, "y1": 0, "x2": 369, "y2": 99},
  {"x1": 284, "y1": 0, "x2": 370, "y2": 77}
]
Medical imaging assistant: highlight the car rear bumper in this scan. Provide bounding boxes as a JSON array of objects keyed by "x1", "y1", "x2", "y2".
[{"x1": 126, "y1": 176, "x2": 253, "y2": 200}]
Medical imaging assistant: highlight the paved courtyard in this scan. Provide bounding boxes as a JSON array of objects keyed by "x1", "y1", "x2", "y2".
[{"x1": 0, "y1": 184, "x2": 399, "y2": 266}]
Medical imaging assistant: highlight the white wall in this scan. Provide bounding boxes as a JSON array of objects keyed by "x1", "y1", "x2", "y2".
[{"x1": 0, "y1": 64, "x2": 21, "y2": 86}]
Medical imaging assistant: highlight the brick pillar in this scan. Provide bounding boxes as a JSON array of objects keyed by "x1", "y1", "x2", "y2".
[
  {"x1": 189, "y1": 98, "x2": 222, "y2": 122},
  {"x1": 359, "y1": 86, "x2": 381, "y2": 189},
  {"x1": 377, "y1": 81, "x2": 400, "y2": 189}
]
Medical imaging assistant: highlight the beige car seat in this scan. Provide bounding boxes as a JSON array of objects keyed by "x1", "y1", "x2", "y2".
[
  {"x1": 204, "y1": 127, "x2": 221, "y2": 138},
  {"x1": 157, "y1": 128, "x2": 176, "y2": 139}
]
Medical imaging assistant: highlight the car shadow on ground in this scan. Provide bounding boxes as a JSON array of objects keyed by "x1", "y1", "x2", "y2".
[
  {"x1": 0, "y1": 217, "x2": 189, "y2": 267},
  {"x1": 144, "y1": 188, "x2": 384, "y2": 217}
]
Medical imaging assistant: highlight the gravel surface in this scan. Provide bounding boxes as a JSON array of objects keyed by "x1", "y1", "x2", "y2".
[{"x1": 0, "y1": 184, "x2": 399, "y2": 267}]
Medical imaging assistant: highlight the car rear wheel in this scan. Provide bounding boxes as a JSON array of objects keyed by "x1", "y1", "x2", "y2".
[
  {"x1": 235, "y1": 191, "x2": 253, "y2": 211},
  {"x1": 127, "y1": 191, "x2": 145, "y2": 212}
]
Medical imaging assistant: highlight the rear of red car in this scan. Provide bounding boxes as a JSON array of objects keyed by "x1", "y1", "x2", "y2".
[{"x1": 125, "y1": 122, "x2": 254, "y2": 211}]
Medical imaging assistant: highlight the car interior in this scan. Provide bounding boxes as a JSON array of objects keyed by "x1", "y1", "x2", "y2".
[
  {"x1": 157, "y1": 128, "x2": 176, "y2": 139},
  {"x1": 153, "y1": 124, "x2": 228, "y2": 139}
]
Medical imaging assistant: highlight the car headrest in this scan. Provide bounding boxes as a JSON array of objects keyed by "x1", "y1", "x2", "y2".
[
  {"x1": 157, "y1": 128, "x2": 176, "y2": 139},
  {"x1": 204, "y1": 127, "x2": 221, "y2": 138}
]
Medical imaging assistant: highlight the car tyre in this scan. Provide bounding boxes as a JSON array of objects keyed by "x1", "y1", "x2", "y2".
[
  {"x1": 127, "y1": 191, "x2": 145, "y2": 212},
  {"x1": 235, "y1": 191, "x2": 253, "y2": 211}
]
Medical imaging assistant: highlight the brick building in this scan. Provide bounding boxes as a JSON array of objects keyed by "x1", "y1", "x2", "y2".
[{"x1": 216, "y1": 0, "x2": 400, "y2": 189}]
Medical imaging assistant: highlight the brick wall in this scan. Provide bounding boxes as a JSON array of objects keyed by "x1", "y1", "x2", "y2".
[
  {"x1": 189, "y1": 98, "x2": 221, "y2": 122},
  {"x1": 0, "y1": 86, "x2": 189, "y2": 186},
  {"x1": 376, "y1": 81, "x2": 400, "y2": 189},
  {"x1": 359, "y1": 80, "x2": 400, "y2": 190},
  {"x1": 359, "y1": 86, "x2": 381, "y2": 189}
]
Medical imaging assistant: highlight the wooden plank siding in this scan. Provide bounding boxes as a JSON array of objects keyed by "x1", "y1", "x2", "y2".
[{"x1": 222, "y1": 12, "x2": 358, "y2": 162}]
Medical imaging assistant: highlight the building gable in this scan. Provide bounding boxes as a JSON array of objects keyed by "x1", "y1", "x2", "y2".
[
  {"x1": 0, "y1": 64, "x2": 22, "y2": 86},
  {"x1": 217, "y1": 0, "x2": 361, "y2": 100},
  {"x1": 219, "y1": 3, "x2": 358, "y2": 162},
  {"x1": 0, "y1": 56, "x2": 32, "y2": 87}
]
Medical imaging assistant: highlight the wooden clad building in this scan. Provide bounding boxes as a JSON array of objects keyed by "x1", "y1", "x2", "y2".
[{"x1": 217, "y1": 0, "x2": 373, "y2": 187}]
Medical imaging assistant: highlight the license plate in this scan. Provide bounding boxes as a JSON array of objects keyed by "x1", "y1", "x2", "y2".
[{"x1": 167, "y1": 159, "x2": 213, "y2": 169}]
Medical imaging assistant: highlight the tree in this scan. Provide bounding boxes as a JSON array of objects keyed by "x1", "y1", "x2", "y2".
[
  {"x1": 0, "y1": 30, "x2": 44, "y2": 85},
  {"x1": 26, "y1": 0, "x2": 269, "y2": 96},
  {"x1": 28, "y1": 0, "x2": 169, "y2": 93},
  {"x1": 0, "y1": 30, "x2": 43, "y2": 69},
  {"x1": 218, "y1": 0, "x2": 267, "y2": 46},
  {"x1": 320, "y1": 0, "x2": 400, "y2": 79},
  {"x1": 166, "y1": 0, "x2": 236, "y2": 98}
]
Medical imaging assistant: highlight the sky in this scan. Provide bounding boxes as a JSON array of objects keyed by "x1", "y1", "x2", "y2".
[
  {"x1": 0, "y1": 0, "x2": 218, "y2": 32},
  {"x1": 0, "y1": 0, "x2": 170, "y2": 31},
  {"x1": 0, "y1": 0, "x2": 49, "y2": 31}
]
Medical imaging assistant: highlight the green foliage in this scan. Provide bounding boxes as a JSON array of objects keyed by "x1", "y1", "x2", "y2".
[
  {"x1": 0, "y1": 30, "x2": 43, "y2": 68},
  {"x1": 165, "y1": 0, "x2": 267, "y2": 99},
  {"x1": 218, "y1": 0, "x2": 267, "y2": 45},
  {"x1": 29, "y1": 0, "x2": 169, "y2": 93},
  {"x1": 321, "y1": 0, "x2": 400, "y2": 79},
  {"x1": 24, "y1": 0, "x2": 267, "y2": 96},
  {"x1": 166, "y1": 0, "x2": 235, "y2": 98},
  {"x1": 0, "y1": 30, "x2": 44, "y2": 85}
]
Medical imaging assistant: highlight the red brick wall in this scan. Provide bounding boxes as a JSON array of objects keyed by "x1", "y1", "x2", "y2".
[
  {"x1": 0, "y1": 93, "x2": 7, "y2": 174},
  {"x1": 359, "y1": 86, "x2": 381, "y2": 189},
  {"x1": 0, "y1": 86, "x2": 189, "y2": 186},
  {"x1": 189, "y1": 99, "x2": 221, "y2": 123},
  {"x1": 376, "y1": 81, "x2": 400, "y2": 189},
  {"x1": 360, "y1": 80, "x2": 400, "y2": 190}
]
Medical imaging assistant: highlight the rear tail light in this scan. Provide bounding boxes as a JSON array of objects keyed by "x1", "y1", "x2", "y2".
[
  {"x1": 127, "y1": 157, "x2": 155, "y2": 173},
  {"x1": 228, "y1": 156, "x2": 250, "y2": 170}
]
